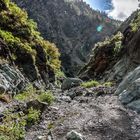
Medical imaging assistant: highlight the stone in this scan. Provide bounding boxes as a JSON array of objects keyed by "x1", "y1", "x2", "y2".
[
  {"x1": 61, "y1": 78, "x2": 83, "y2": 90},
  {"x1": 66, "y1": 130, "x2": 84, "y2": 140},
  {"x1": 116, "y1": 67, "x2": 140, "y2": 105},
  {"x1": 115, "y1": 66, "x2": 140, "y2": 95},
  {"x1": 127, "y1": 100, "x2": 140, "y2": 113},
  {"x1": 115, "y1": 66, "x2": 140, "y2": 112},
  {"x1": 66, "y1": 92, "x2": 77, "y2": 99},
  {"x1": 79, "y1": 13, "x2": 140, "y2": 83},
  {"x1": 119, "y1": 78, "x2": 140, "y2": 104},
  {"x1": 60, "y1": 96, "x2": 71, "y2": 103},
  {"x1": 0, "y1": 94, "x2": 11, "y2": 103},
  {"x1": 37, "y1": 136, "x2": 46, "y2": 140},
  {"x1": 65, "y1": 87, "x2": 85, "y2": 99}
]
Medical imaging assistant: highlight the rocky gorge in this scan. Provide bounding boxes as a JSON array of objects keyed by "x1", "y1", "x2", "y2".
[
  {"x1": 12, "y1": 0, "x2": 120, "y2": 76},
  {"x1": 0, "y1": 0, "x2": 140, "y2": 140}
]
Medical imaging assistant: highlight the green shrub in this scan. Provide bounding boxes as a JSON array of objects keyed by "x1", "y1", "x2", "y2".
[
  {"x1": 81, "y1": 80, "x2": 100, "y2": 88},
  {"x1": 0, "y1": 0, "x2": 61, "y2": 75},
  {"x1": 14, "y1": 85, "x2": 55, "y2": 106},
  {"x1": 27, "y1": 107, "x2": 40, "y2": 125},
  {"x1": 0, "y1": 112, "x2": 26, "y2": 140},
  {"x1": 81, "y1": 81, "x2": 114, "y2": 88},
  {"x1": 95, "y1": 32, "x2": 123, "y2": 49},
  {"x1": 38, "y1": 91, "x2": 55, "y2": 105},
  {"x1": 14, "y1": 84, "x2": 37, "y2": 102}
]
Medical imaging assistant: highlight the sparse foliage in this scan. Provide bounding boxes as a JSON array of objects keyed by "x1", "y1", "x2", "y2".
[
  {"x1": 27, "y1": 107, "x2": 41, "y2": 125},
  {"x1": 81, "y1": 80, "x2": 100, "y2": 88},
  {"x1": 38, "y1": 91, "x2": 55, "y2": 105}
]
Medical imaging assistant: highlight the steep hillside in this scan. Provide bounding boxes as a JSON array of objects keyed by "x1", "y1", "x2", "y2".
[
  {"x1": 0, "y1": 0, "x2": 61, "y2": 92},
  {"x1": 79, "y1": 10, "x2": 140, "y2": 83},
  {"x1": 79, "y1": 9, "x2": 140, "y2": 113},
  {"x1": 12, "y1": 0, "x2": 120, "y2": 76},
  {"x1": 0, "y1": 0, "x2": 62, "y2": 139}
]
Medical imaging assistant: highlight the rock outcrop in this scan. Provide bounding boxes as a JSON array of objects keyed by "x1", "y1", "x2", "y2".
[
  {"x1": 0, "y1": 0, "x2": 61, "y2": 93},
  {"x1": 0, "y1": 64, "x2": 27, "y2": 95},
  {"x1": 12, "y1": 0, "x2": 120, "y2": 76},
  {"x1": 115, "y1": 66, "x2": 140, "y2": 113},
  {"x1": 79, "y1": 10, "x2": 140, "y2": 83}
]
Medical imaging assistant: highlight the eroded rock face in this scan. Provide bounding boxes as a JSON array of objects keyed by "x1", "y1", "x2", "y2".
[
  {"x1": 0, "y1": 64, "x2": 27, "y2": 94},
  {"x1": 12, "y1": 0, "x2": 119, "y2": 76},
  {"x1": 115, "y1": 66, "x2": 140, "y2": 112},
  {"x1": 0, "y1": 37, "x2": 55, "y2": 93},
  {"x1": 115, "y1": 66, "x2": 140, "y2": 95}
]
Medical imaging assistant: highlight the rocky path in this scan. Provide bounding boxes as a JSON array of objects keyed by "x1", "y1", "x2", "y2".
[{"x1": 25, "y1": 88, "x2": 140, "y2": 140}]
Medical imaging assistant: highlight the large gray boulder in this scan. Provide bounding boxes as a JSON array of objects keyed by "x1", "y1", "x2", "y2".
[
  {"x1": 115, "y1": 66, "x2": 140, "y2": 112},
  {"x1": 115, "y1": 66, "x2": 140, "y2": 95},
  {"x1": 119, "y1": 78, "x2": 140, "y2": 104},
  {"x1": 61, "y1": 78, "x2": 83, "y2": 90},
  {"x1": 127, "y1": 100, "x2": 140, "y2": 113}
]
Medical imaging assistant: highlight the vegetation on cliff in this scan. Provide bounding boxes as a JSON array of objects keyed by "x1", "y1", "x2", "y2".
[
  {"x1": 0, "y1": 0, "x2": 61, "y2": 76},
  {"x1": 130, "y1": 11, "x2": 140, "y2": 32},
  {"x1": 79, "y1": 10, "x2": 140, "y2": 83},
  {"x1": 79, "y1": 31, "x2": 124, "y2": 80}
]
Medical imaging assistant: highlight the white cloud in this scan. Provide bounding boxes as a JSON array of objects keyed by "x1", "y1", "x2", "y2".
[{"x1": 108, "y1": 0, "x2": 139, "y2": 21}]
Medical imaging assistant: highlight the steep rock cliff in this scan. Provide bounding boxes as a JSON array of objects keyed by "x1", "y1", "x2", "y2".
[{"x1": 12, "y1": 0, "x2": 120, "y2": 76}]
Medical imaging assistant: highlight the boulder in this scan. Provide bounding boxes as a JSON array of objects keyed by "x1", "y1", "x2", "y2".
[
  {"x1": 66, "y1": 92, "x2": 77, "y2": 100},
  {"x1": 66, "y1": 130, "x2": 84, "y2": 140},
  {"x1": 61, "y1": 78, "x2": 83, "y2": 90},
  {"x1": 115, "y1": 66, "x2": 140, "y2": 95},
  {"x1": 116, "y1": 66, "x2": 140, "y2": 112},
  {"x1": 119, "y1": 78, "x2": 140, "y2": 104},
  {"x1": 37, "y1": 136, "x2": 46, "y2": 140},
  {"x1": 59, "y1": 96, "x2": 71, "y2": 103},
  {"x1": 127, "y1": 100, "x2": 140, "y2": 113}
]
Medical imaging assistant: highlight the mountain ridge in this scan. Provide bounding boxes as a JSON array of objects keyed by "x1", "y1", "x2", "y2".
[{"x1": 12, "y1": 0, "x2": 120, "y2": 76}]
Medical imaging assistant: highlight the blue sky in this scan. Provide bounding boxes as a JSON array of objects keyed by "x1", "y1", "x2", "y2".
[
  {"x1": 85, "y1": 0, "x2": 112, "y2": 11},
  {"x1": 84, "y1": 0, "x2": 139, "y2": 21}
]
